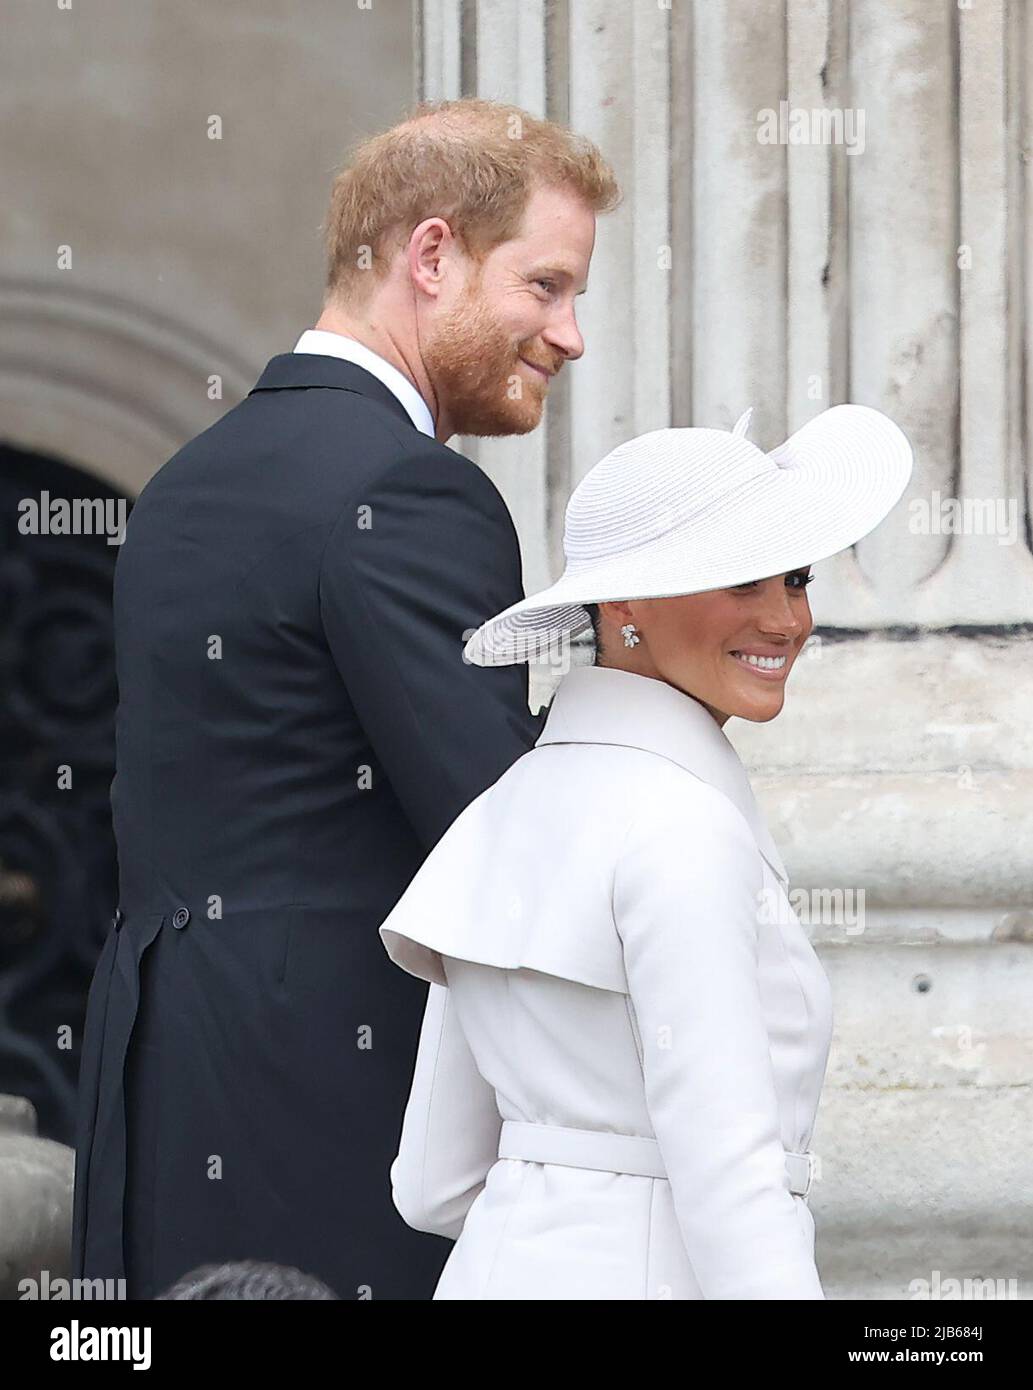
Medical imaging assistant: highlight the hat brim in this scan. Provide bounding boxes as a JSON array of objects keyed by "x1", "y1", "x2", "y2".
[{"x1": 464, "y1": 404, "x2": 913, "y2": 666}]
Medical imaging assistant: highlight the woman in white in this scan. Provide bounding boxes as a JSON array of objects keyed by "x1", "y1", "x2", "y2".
[{"x1": 378, "y1": 404, "x2": 913, "y2": 1299}]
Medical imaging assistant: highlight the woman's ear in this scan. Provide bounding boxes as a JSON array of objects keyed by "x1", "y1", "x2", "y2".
[{"x1": 598, "y1": 599, "x2": 635, "y2": 625}]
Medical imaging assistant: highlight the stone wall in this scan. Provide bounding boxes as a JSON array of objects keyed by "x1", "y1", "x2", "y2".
[{"x1": 0, "y1": 0, "x2": 415, "y2": 495}]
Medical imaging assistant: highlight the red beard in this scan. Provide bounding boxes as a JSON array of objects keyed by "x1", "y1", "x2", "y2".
[{"x1": 422, "y1": 280, "x2": 553, "y2": 438}]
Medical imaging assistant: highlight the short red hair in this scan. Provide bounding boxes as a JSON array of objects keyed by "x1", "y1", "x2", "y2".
[{"x1": 323, "y1": 97, "x2": 620, "y2": 303}]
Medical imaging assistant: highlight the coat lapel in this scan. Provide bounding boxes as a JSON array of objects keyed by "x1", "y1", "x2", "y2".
[{"x1": 535, "y1": 665, "x2": 791, "y2": 887}]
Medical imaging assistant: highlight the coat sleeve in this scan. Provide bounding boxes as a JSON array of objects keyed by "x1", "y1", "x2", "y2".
[
  {"x1": 318, "y1": 447, "x2": 545, "y2": 850},
  {"x1": 389, "y1": 980, "x2": 501, "y2": 1240},
  {"x1": 613, "y1": 785, "x2": 825, "y2": 1300}
]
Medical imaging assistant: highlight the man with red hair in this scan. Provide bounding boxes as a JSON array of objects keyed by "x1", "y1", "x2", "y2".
[{"x1": 71, "y1": 98, "x2": 618, "y2": 1301}]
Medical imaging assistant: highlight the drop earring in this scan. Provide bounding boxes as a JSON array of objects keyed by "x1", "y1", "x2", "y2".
[{"x1": 621, "y1": 623, "x2": 640, "y2": 648}]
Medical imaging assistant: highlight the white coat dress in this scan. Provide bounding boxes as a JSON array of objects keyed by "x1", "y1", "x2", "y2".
[{"x1": 378, "y1": 664, "x2": 834, "y2": 1299}]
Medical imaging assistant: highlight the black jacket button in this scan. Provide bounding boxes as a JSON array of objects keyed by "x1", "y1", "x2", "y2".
[
  {"x1": 113, "y1": 908, "x2": 124, "y2": 931},
  {"x1": 172, "y1": 907, "x2": 191, "y2": 930}
]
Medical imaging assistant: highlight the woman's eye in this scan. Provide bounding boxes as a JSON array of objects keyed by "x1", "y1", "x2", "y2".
[{"x1": 732, "y1": 574, "x2": 812, "y2": 593}]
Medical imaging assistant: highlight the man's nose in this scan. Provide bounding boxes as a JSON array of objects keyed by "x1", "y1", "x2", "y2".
[{"x1": 544, "y1": 304, "x2": 584, "y2": 362}]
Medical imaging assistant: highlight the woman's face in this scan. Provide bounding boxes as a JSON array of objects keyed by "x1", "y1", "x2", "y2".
[{"x1": 597, "y1": 568, "x2": 814, "y2": 726}]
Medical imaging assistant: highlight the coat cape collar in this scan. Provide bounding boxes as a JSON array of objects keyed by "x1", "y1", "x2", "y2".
[
  {"x1": 379, "y1": 666, "x2": 791, "y2": 995},
  {"x1": 534, "y1": 665, "x2": 790, "y2": 887}
]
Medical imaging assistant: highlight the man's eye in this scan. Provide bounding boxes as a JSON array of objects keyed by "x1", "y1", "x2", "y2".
[{"x1": 535, "y1": 278, "x2": 556, "y2": 294}]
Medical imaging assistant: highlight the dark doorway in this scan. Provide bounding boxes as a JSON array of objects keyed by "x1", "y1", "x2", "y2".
[{"x1": 0, "y1": 441, "x2": 128, "y2": 1144}]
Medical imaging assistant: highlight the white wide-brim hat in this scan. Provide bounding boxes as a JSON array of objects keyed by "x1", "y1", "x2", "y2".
[{"x1": 463, "y1": 403, "x2": 914, "y2": 666}]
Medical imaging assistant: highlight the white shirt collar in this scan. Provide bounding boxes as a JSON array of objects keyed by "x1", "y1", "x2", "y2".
[
  {"x1": 293, "y1": 329, "x2": 436, "y2": 438},
  {"x1": 536, "y1": 665, "x2": 789, "y2": 885}
]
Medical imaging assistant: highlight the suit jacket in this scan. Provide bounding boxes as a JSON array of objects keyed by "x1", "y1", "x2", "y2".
[
  {"x1": 379, "y1": 664, "x2": 834, "y2": 1299},
  {"x1": 69, "y1": 352, "x2": 544, "y2": 1300}
]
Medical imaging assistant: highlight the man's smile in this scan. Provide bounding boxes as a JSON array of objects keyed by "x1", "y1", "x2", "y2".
[{"x1": 518, "y1": 357, "x2": 554, "y2": 380}]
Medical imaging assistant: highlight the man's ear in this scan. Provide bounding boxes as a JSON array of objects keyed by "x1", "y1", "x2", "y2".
[{"x1": 407, "y1": 217, "x2": 453, "y2": 299}]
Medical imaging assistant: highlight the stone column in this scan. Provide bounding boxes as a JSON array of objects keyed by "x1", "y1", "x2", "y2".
[{"x1": 419, "y1": 0, "x2": 1033, "y2": 1299}]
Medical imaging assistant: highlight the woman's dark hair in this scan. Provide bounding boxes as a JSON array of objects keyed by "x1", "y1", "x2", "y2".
[{"x1": 582, "y1": 603, "x2": 602, "y2": 663}]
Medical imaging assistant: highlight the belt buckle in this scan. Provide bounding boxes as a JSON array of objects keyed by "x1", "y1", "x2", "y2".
[
  {"x1": 788, "y1": 1148, "x2": 816, "y2": 1198},
  {"x1": 800, "y1": 1150, "x2": 816, "y2": 1198}
]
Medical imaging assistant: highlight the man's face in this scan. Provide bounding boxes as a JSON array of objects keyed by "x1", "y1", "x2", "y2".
[{"x1": 422, "y1": 184, "x2": 597, "y2": 437}]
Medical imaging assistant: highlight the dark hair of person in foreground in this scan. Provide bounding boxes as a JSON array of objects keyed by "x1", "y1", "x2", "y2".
[{"x1": 156, "y1": 1259, "x2": 339, "y2": 1300}]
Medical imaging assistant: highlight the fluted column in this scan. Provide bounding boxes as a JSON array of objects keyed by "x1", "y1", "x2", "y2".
[{"x1": 419, "y1": 0, "x2": 1033, "y2": 1300}]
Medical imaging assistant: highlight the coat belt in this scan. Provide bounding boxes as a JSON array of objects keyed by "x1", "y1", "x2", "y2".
[{"x1": 497, "y1": 1120, "x2": 816, "y2": 1198}]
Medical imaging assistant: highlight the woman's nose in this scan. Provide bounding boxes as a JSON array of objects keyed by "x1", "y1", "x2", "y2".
[{"x1": 757, "y1": 587, "x2": 806, "y2": 636}]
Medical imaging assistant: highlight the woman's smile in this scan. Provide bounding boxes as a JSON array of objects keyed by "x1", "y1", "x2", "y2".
[{"x1": 728, "y1": 648, "x2": 791, "y2": 681}]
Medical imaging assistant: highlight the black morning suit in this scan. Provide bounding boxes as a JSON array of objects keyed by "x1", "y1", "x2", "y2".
[{"x1": 69, "y1": 352, "x2": 544, "y2": 1299}]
